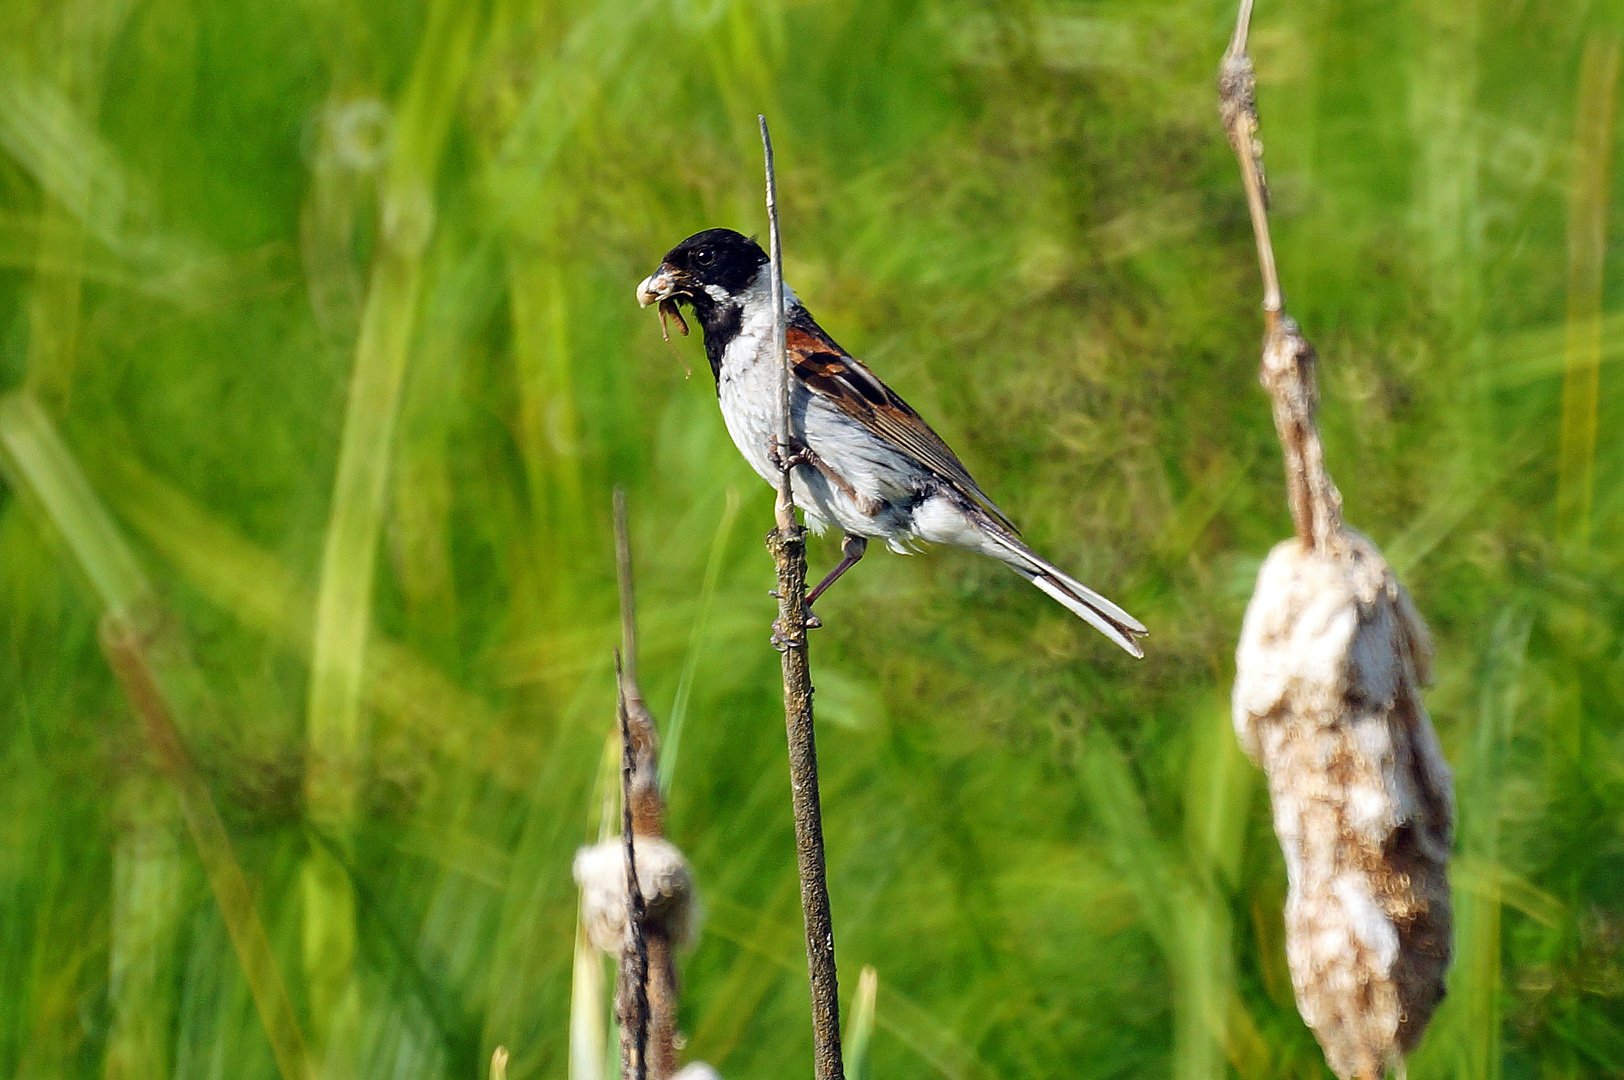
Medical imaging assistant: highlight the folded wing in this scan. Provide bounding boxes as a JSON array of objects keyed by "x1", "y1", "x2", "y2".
[{"x1": 785, "y1": 316, "x2": 1019, "y2": 532}]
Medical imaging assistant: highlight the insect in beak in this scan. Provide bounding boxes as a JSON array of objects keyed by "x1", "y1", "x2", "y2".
[{"x1": 656, "y1": 297, "x2": 689, "y2": 342}]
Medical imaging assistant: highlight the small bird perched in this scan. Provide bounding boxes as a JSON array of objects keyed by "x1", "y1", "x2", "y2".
[{"x1": 636, "y1": 228, "x2": 1146, "y2": 657}]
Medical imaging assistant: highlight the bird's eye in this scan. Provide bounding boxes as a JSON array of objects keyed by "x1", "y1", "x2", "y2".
[{"x1": 693, "y1": 247, "x2": 715, "y2": 267}]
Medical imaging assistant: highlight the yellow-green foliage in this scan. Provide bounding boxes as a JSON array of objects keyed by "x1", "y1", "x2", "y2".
[{"x1": 1, "y1": 1, "x2": 1621, "y2": 1076}]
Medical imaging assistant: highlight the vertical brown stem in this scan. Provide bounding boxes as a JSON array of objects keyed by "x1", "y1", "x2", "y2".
[
  {"x1": 646, "y1": 938, "x2": 679, "y2": 1078},
  {"x1": 616, "y1": 664, "x2": 650, "y2": 1080},
  {"x1": 758, "y1": 115, "x2": 846, "y2": 1080},
  {"x1": 1219, "y1": 0, "x2": 1344, "y2": 552},
  {"x1": 611, "y1": 492, "x2": 682, "y2": 1077}
]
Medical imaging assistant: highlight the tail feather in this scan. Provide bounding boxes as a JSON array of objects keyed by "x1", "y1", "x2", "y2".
[
  {"x1": 982, "y1": 530, "x2": 1147, "y2": 658},
  {"x1": 1029, "y1": 573, "x2": 1146, "y2": 658}
]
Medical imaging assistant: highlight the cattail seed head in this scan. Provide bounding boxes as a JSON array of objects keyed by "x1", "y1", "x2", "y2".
[
  {"x1": 573, "y1": 835, "x2": 699, "y2": 956},
  {"x1": 671, "y1": 1065, "x2": 723, "y2": 1080},
  {"x1": 1234, "y1": 531, "x2": 1454, "y2": 1080}
]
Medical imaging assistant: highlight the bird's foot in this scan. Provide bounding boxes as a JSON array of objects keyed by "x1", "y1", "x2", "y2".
[
  {"x1": 769, "y1": 435, "x2": 878, "y2": 514},
  {"x1": 767, "y1": 434, "x2": 815, "y2": 474}
]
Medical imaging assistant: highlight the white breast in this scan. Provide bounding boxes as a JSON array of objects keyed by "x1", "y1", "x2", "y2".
[
  {"x1": 715, "y1": 296, "x2": 783, "y2": 486},
  {"x1": 712, "y1": 276, "x2": 934, "y2": 543}
]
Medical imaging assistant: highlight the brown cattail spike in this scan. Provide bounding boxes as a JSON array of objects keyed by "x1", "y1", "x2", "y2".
[
  {"x1": 1220, "y1": 3, "x2": 1456, "y2": 1076},
  {"x1": 1235, "y1": 533, "x2": 1454, "y2": 1078}
]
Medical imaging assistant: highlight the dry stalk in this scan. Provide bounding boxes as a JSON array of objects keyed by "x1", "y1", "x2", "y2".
[
  {"x1": 573, "y1": 492, "x2": 697, "y2": 1080},
  {"x1": 1221, "y1": 5, "x2": 1455, "y2": 1078},
  {"x1": 573, "y1": 817, "x2": 695, "y2": 1054},
  {"x1": 758, "y1": 114, "x2": 846, "y2": 1080},
  {"x1": 617, "y1": 665, "x2": 651, "y2": 1080},
  {"x1": 615, "y1": 489, "x2": 667, "y2": 842}
]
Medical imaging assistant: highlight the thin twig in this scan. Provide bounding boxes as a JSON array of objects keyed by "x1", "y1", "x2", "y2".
[
  {"x1": 760, "y1": 116, "x2": 794, "y2": 535},
  {"x1": 615, "y1": 653, "x2": 650, "y2": 1080},
  {"x1": 1218, "y1": 1, "x2": 1343, "y2": 550},
  {"x1": 613, "y1": 488, "x2": 662, "y2": 836},
  {"x1": 1220, "y1": 0, "x2": 1280, "y2": 325},
  {"x1": 758, "y1": 114, "x2": 845, "y2": 1080},
  {"x1": 611, "y1": 491, "x2": 680, "y2": 1076},
  {"x1": 614, "y1": 487, "x2": 640, "y2": 689}
]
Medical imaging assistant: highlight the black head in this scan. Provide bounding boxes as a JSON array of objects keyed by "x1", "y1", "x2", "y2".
[
  {"x1": 657, "y1": 228, "x2": 769, "y2": 300},
  {"x1": 636, "y1": 228, "x2": 772, "y2": 380},
  {"x1": 636, "y1": 228, "x2": 769, "y2": 321}
]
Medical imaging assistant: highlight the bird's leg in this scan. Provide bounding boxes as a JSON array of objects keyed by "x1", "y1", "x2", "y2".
[
  {"x1": 768, "y1": 435, "x2": 884, "y2": 517},
  {"x1": 806, "y1": 534, "x2": 868, "y2": 611},
  {"x1": 769, "y1": 534, "x2": 867, "y2": 647}
]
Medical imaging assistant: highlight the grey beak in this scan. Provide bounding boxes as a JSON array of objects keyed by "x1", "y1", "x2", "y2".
[{"x1": 636, "y1": 265, "x2": 682, "y2": 308}]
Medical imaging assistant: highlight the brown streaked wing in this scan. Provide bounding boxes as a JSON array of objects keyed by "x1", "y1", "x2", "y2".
[{"x1": 785, "y1": 323, "x2": 1018, "y2": 532}]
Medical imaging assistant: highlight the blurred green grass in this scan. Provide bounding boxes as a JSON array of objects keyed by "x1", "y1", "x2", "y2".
[{"x1": 2, "y1": 0, "x2": 1623, "y2": 1076}]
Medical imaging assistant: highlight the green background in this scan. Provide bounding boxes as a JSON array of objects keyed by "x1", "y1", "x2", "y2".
[{"x1": 2, "y1": 0, "x2": 1621, "y2": 1076}]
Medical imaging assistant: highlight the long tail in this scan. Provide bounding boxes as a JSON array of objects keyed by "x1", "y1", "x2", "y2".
[{"x1": 981, "y1": 528, "x2": 1147, "y2": 658}]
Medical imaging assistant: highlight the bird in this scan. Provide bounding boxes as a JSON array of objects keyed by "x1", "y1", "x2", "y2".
[{"x1": 636, "y1": 227, "x2": 1146, "y2": 657}]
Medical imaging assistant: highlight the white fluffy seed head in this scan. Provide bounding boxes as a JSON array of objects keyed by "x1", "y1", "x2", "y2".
[
  {"x1": 670, "y1": 1065, "x2": 723, "y2": 1080},
  {"x1": 572, "y1": 836, "x2": 700, "y2": 955},
  {"x1": 1234, "y1": 530, "x2": 1453, "y2": 1080}
]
